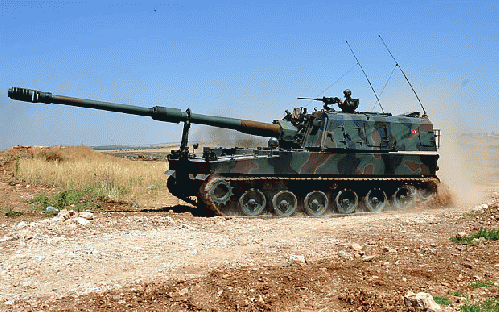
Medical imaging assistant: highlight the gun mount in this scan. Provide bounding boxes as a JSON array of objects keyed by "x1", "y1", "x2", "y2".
[{"x1": 8, "y1": 86, "x2": 441, "y2": 217}]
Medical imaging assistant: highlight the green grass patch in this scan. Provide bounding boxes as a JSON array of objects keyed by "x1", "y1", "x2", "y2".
[
  {"x1": 449, "y1": 290, "x2": 464, "y2": 297},
  {"x1": 464, "y1": 212, "x2": 478, "y2": 218},
  {"x1": 28, "y1": 186, "x2": 105, "y2": 211},
  {"x1": 434, "y1": 296, "x2": 452, "y2": 306},
  {"x1": 450, "y1": 228, "x2": 499, "y2": 245},
  {"x1": 469, "y1": 281, "x2": 495, "y2": 289},
  {"x1": 461, "y1": 297, "x2": 499, "y2": 312},
  {"x1": 2, "y1": 208, "x2": 24, "y2": 218}
]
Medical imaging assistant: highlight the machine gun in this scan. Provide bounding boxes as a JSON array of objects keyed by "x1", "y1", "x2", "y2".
[{"x1": 297, "y1": 96, "x2": 342, "y2": 109}]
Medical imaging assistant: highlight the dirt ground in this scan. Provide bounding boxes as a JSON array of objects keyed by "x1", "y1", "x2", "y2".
[{"x1": 0, "y1": 145, "x2": 498, "y2": 311}]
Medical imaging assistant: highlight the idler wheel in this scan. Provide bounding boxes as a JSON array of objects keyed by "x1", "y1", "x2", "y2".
[
  {"x1": 239, "y1": 188, "x2": 266, "y2": 216},
  {"x1": 335, "y1": 189, "x2": 358, "y2": 214},
  {"x1": 272, "y1": 190, "x2": 297, "y2": 217},
  {"x1": 393, "y1": 184, "x2": 417, "y2": 209},
  {"x1": 209, "y1": 179, "x2": 233, "y2": 204},
  {"x1": 364, "y1": 188, "x2": 388, "y2": 212},
  {"x1": 304, "y1": 191, "x2": 329, "y2": 216}
]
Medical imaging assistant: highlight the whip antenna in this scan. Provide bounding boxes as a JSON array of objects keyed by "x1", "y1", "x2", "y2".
[
  {"x1": 378, "y1": 34, "x2": 426, "y2": 116},
  {"x1": 345, "y1": 40, "x2": 384, "y2": 112}
]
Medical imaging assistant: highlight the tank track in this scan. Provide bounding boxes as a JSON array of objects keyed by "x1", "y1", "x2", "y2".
[{"x1": 197, "y1": 176, "x2": 440, "y2": 217}]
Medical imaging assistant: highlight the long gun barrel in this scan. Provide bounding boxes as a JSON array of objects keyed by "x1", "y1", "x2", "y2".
[{"x1": 8, "y1": 87, "x2": 281, "y2": 138}]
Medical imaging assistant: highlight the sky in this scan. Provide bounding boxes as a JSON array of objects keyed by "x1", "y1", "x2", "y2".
[{"x1": 1, "y1": 0, "x2": 498, "y2": 149}]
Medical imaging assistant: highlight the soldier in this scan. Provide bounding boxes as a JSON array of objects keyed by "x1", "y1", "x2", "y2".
[{"x1": 338, "y1": 89, "x2": 359, "y2": 113}]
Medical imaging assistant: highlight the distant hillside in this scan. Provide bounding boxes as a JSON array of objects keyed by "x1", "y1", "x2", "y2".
[{"x1": 91, "y1": 143, "x2": 180, "y2": 151}]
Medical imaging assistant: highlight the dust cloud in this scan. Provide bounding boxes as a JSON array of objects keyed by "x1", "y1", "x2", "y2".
[
  {"x1": 425, "y1": 98, "x2": 496, "y2": 207},
  {"x1": 192, "y1": 126, "x2": 267, "y2": 149},
  {"x1": 437, "y1": 133, "x2": 496, "y2": 207}
]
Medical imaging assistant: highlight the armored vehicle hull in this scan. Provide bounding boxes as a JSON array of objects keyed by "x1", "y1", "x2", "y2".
[
  {"x1": 168, "y1": 147, "x2": 439, "y2": 216},
  {"x1": 167, "y1": 104, "x2": 440, "y2": 216}
]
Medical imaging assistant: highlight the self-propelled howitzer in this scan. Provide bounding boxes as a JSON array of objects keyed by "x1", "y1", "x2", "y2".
[{"x1": 8, "y1": 87, "x2": 440, "y2": 216}]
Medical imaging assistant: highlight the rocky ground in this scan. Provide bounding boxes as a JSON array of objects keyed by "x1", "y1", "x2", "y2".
[{"x1": 0, "y1": 148, "x2": 498, "y2": 311}]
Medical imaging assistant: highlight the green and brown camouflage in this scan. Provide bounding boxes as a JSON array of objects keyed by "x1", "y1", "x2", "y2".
[
  {"x1": 8, "y1": 87, "x2": 440, "y2": 217},
  {"x1": 171, "y1": 151, "x2": 437, "y2": 176}
]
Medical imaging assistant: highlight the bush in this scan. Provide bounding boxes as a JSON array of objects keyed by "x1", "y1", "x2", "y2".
[
  {"x1": 2, "y1": 208, "x2": 23, "y2": 218},
  {"x1": 29, "y1": 186, "x2": 104, "y2": 211},
  {"x1": 450, "y1": 228, "x2": 499, "y2": 245}
]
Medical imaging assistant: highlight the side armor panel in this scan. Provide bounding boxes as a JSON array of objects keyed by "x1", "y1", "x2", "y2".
[{"x1": 174, "y1": 151, "x2": 439, "y2": 177}]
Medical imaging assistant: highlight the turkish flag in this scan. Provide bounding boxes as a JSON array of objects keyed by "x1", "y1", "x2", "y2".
[{"x1": 411, "y1": 129, "x2": 418, "y2": 135}]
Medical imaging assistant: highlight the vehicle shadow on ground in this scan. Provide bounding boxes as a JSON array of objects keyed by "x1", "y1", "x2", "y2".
[{"x1": 141, "y1": 205, "x2": 214, "y2": 217}]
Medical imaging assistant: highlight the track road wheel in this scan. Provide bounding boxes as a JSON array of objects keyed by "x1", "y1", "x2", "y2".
[
  {"x1": 304, "y1": 191, "x2": 328, "y2": 216},
  {"x1": 335, "y1": 189, "x2": 358, "y2": 214},
  {"x1": 239, "y1": 188, "x2": 266, "y2": 216},
  {"x1": 364, "y1": 188, "x2": 388, "y2": 212},
  {"x1": 272, "y1": 190, "x2": 297, "y2": 217},
  {"x1": 393, "y1": 184, "x2": 417, "y2": 209},
  {"x1": 209, "y1": 179, "x2": 233, "y2": 204}
]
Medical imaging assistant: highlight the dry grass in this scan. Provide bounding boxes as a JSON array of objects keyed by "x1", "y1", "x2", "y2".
[{"x1": 18, "y1": 146, "x2": 170, "y2": 206}]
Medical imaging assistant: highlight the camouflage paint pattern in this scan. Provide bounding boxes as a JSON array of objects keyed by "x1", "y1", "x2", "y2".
[
  {"x1": 303, "y1": 111, "x2": 436, "y2": 152},
  {"x1": 169, "y1": 150, "x2": 438, "y2": 177}
]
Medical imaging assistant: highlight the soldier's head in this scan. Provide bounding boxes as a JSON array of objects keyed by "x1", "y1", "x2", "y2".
[{"x1": 343, "y1": 89, "x2": 352, "y2": 98}]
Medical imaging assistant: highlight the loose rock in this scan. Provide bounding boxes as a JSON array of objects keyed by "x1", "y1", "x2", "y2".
[
  {"x1": 58, "y1": 209, "x2": 71, "y2": 220},
  {"x1": 79, "y1": 211, "x2": 94, "y2": 220},
  {"x1": 76, "y1": 217, "x2": 90, "y2": 226},
  {"x1": 350, "y1": 243, "x2": 362, "y2": 251},
  {"x1": 16, "y1": 221, "x2": 27, "y2": 229},
  {"x1": 338, "y1": 250, "x2": 353, "y2": 260},
  {"x1": 46, "y1": 206, "x2": 59, "y2": 215},
  {"x1": 288, "y1": 254, "x2": 306, "y2": 264},
  {"x1": 362, "y1": 255, "x2": 377, "y2": 262},
  {"x1": 404, "y1": 291, "x2": 441, "y2": 311},
  {"x1": 382, "y1": 246, "x2": 397, "y2": 253}
]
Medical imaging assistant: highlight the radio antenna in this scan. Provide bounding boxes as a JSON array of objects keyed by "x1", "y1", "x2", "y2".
[
  {"x1": 345, "y1": 40, "x2": 384, "y2": 112},
  {"x1": 378, "y1": 34, "x2": 426, "y2": 116}
]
